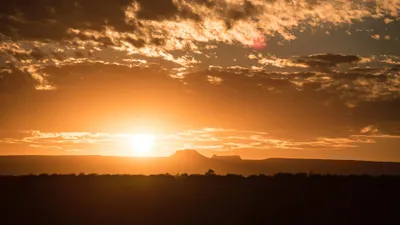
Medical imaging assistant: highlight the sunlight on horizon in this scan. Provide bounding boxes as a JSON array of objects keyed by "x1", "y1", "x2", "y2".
[{"x1": 125, "y1": 133, "x2": 156, "y2": 157}]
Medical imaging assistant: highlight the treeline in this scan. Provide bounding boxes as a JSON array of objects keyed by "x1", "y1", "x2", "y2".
[
  {"x1": 2, "y1": 169, "x2": 400, "y2": 179},
  {"x1": 1, "y1": 171, "x2": 399, "y2": 225}
]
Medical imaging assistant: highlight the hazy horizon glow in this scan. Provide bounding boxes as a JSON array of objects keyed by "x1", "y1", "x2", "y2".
[
  {"x1": 0, "y1": 128, "x2": 399, "y2": 162},
  {"x1": 125, "y1": 133, "x2": 156, "y2": 157}
]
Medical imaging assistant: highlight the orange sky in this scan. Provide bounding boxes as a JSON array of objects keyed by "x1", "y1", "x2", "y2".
[{"x1": 0, "y1": 0, "x2": 400, "y2": 161}]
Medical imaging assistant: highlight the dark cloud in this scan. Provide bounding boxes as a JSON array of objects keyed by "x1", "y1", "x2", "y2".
[
  {"x1": 186, "y1": 0, "x2": 262, "y2": 29},
  {"x1": 0, "y1": 0, "x2": 132, "y2": 40},
  {"x1": 389, "y1": 65, "x2": 400, "y2": 72},
  {"x1": 136, "y1": 0, "x2": 200, "y2": 21},
  {"x1": 74, "y1": 51, "x2": 85, "y2": 58},
  {"x1": 0, "y1": 68, "x2": 36, "y2": 93},
  {"x1": 30, "y1": 48, "x2": 46, "y2": 61},
  {"x1": 224, "y1": 1, "x2": 260, "y2": 29},
  {"x1": 0, "y1": 0, "x2": 204, "y2": 41},
  {"x1": 0, "y1": 0, "x2": 270, "y2": 44},
  {"x1": 349, "y1": 67, "x2": 380, "y2": 73},
  {"x1": 125, "y1": 37, "x2": 147, "y2": 48},
  {"x1": 50, "y1": 51, "x2": 65, "y2": 61},
  {"x1": 151, "y1": 38, "x2": 166, "y2": 46},
  {"x1": 295, "y1": 54, "x2": 361, "y2": 71}
]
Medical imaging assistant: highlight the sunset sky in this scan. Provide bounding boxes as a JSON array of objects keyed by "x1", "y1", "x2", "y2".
[{"x1": 0, "y1": 0, "x2": 399, "y2": 161}]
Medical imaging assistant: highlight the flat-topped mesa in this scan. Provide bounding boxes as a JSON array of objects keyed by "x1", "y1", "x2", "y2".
[
  {"x1": 211, "y1": 155, "x2": 242, "y2": 161},
  {"x1": 170, "y1": 149, "x2": 209, "y2": 161}
]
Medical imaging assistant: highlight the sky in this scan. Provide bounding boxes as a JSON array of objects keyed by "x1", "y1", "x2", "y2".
[{"x1": 0, "y1": 0, "x2": 399, "y2": 161}]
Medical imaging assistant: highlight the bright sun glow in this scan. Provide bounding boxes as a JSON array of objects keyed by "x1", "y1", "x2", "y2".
[{"x1": 127, "y1": 133, "x2": 155, "y2": 157}]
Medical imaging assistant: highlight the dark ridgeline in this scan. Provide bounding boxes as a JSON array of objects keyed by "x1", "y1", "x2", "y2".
[
  {"x1": 1, "y1": 150, "x2": 400, "y2": 176},
  {"x1": 0, "y1": 173, "x2": 400, "y2": 225}
]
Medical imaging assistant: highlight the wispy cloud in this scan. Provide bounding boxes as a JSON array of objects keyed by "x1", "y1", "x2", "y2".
[{"x1": 1, "y1": 128, "x2": 398, "y2": 156}]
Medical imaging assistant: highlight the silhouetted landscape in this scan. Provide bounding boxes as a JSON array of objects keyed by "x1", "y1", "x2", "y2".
[
  {"x1": 1, "y1": 150, "x2": 400, "y2": 176},
  {"x1": 1, "y1": 173, "x2": 400, "y2": 225},
  {"x1": 2, "y1": 150, "x2": 400, "y2": 224}
]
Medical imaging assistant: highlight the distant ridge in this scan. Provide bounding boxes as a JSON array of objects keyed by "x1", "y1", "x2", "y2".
[
  {"x1": 1, "y1": 153, "x2": 400, "y2": 176},
  {"x1": 211, "y1": 155, "x2": 242, "y2": 161},
  {"x1": 170, "y1": 149, "x2": 209, "y2": 161}
]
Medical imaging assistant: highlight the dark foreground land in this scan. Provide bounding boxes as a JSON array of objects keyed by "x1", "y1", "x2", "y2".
[{"x1": 1, "y1": 174, "x2": 400, "y2": 225}]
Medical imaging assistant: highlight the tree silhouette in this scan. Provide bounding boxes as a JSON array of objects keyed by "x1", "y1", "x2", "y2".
[{"x1": 205, "y1": 169, "x2": 216, "y2": 176}]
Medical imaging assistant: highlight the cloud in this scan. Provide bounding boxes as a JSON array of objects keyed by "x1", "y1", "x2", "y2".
[
  {"x1": 349, "y1": 67, "x2": 380, "y2": 73},
  {"x1": 253, "y1": 55, "x2": 309, "y2": 68},
  {"x1": 379, "y1": 55, "x2": 400, "y2": 65},
  {"x1": 1, "y1": 0, "x2": 399, "y2": 90},
  {"x1": 135, "y1": 0, "x2": 201, "y2": 21},
  {"x1": 294, "y1": 54, "x2": 361, "y2": 70},
  {"x1": 1, "y1": 0, "x2": 398, "y2": 46},
  {"x1": 371, "y1": 34, "x2": 381, "y2": 40},
  {"x1": 0, "y1": 0, "x2": 132, "y2": 40},
  {"x1": 249, "y1": 53, "x2": 366, "y2": 71},
  {"x1": 3, "y1": 127, "x2": 398, "y2": 157},
  {"x1": 3, "y1": 1, "x2": 399, "y2": 46},
  {"x1": 360, "y1": 125, "x2": 379, "y2": 134}
]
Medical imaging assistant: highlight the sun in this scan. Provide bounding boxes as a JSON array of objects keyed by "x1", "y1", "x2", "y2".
[{"x1": 127, "y1": 133, "x2": 155, "y2": 157}]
